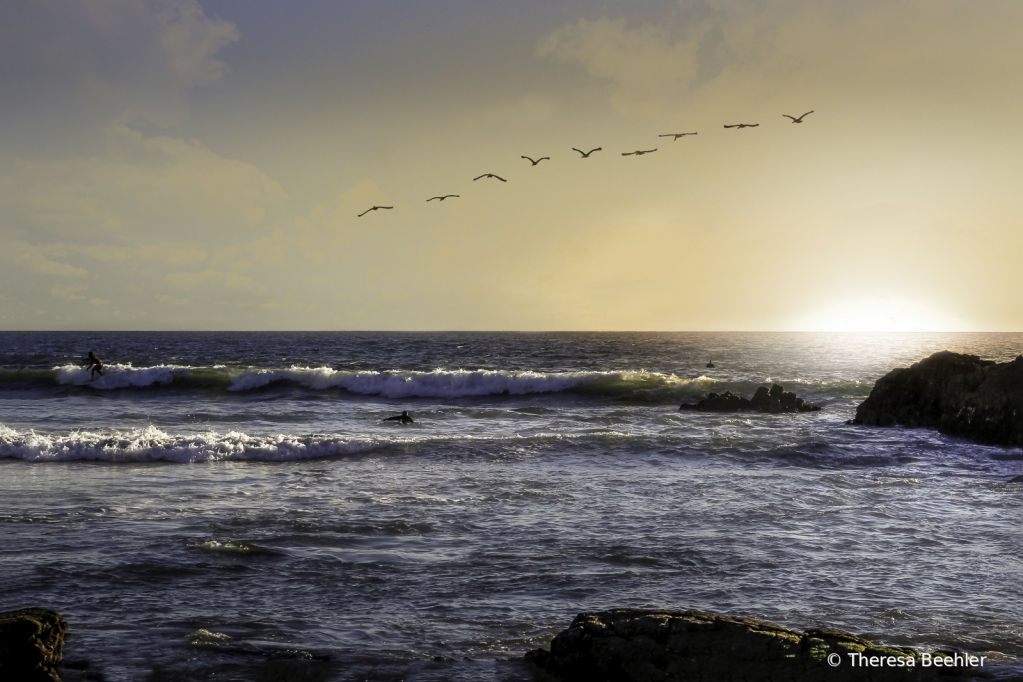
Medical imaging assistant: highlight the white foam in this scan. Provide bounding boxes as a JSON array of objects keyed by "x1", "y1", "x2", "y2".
[{"x1": 0, "y1": 424, "x2": 387, "y2": 463}]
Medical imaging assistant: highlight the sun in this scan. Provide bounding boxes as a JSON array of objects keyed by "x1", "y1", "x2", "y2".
[{"x1": 795, "y1": 296, "x2": 960, "y2": 332}]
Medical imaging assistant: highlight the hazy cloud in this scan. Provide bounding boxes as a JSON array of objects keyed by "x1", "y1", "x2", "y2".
[
  {"x1": 51, "y1": 284, "x2": 89, "y2": 300},
  {"x1": 5, "y1": 240, "x2": 89, "y2": 279},
  {"x1": 10, "y1": 125, "x2": 287, "y2": 238},
  {"x1": 537, "y1": 17, "x2": 701, "y2": 117},
  {"x1": 0, "y1": 0, "x2": 239, "y2": 132}
]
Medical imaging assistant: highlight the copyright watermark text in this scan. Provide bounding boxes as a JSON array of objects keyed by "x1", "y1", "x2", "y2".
[{"x1": 827, "y1": 652, "x2": 987, "y2": 668}]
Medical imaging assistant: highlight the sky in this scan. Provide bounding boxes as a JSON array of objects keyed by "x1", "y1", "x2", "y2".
[{"x1": 1, "y1": 0, "x2": 1021, "y2": 332}]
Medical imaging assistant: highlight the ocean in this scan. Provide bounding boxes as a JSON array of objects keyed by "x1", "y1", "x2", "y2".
[{"x1": 2, "y1": 331, "x2": 1021, "y2": 681}]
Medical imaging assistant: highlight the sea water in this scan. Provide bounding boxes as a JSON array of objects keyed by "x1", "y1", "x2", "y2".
[{"x1": 1, "y1": 332, "x2": 1021, "y2": 681}]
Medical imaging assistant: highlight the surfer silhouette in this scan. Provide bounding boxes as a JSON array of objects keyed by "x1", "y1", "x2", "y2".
[
  {"x1": 86, "y1": 351, "x2": 104, "y2": 380},
  {"x1": 383, "y1": 410, "x2": 414, "y2": 425}
]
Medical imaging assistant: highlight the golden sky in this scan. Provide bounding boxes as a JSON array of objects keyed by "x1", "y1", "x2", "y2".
[{"x1": 1, "y1": 0, "x2": 1020, "y2": 331}]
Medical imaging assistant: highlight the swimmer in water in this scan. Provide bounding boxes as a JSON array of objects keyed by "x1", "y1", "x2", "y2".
[
  {"x1": 86, "y1": 351, "x2": 104, "y2": 380},
  {"x1": 383, "y1": 411, "x2": 414, "y2": 425}
]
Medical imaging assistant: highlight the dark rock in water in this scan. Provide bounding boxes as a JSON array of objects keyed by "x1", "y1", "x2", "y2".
[
  {"x1": 679, "y1": 384, "x2": 820, "y2": 414},
  {"x1": 525, "y1": 608, "x2": 979, "y2": 682},
  {"x1": 0, "y1": 608, "x2": 67, "y2": 681},
  {"x1": 851, "y1": 351, "x2": 1023, "y2": 447},
  {"x1": 1007, "y1": 475, "x2": 1023, "y2": 484}
]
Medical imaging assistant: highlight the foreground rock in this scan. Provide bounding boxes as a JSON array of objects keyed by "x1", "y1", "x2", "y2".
[
  {"x1": 525, "y1": 609, "x2": 978, "y2": 682},
  {"x1": 852, "y1": 351, "x2": 1023, "y2": 447},
  {"x1": 0, "y1": 608, "x2": 67, "y2": 681},
  {"x1": 679, "y1": 383, "x2": 821, "y2": 414}
]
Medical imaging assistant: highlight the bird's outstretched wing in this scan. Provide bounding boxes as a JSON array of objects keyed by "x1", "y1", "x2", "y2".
[
  {"x1": 473, "y1": 174, "x2": 486, "y2": 181},
  {"x1": 799, "y1": 111, "x2": 814, "y2": 120},
  {"x1": 522, "y1": 156, "x2": 536, "y2": 164},
  {"x1": 724, "y1": 124, "x2": 738, "y2": 128},
  {"x1": 573, "y1": 148, "x2": 586, "y2": 156},
  {"x1": 358, "y1": 208, "x2": 372, "y2": 216},
  {"x1": 641, "y1": 149, "x2": 657, "y2": 154},
  {"x1": 494, "y1": 175, "x2": 506, "y2": 182},
  {"x1": 783, "y1": 115, "x2": 796, "y2": 121},
  {"x1": 622, "y1": 151, "x2": 636, "y2": 156}
]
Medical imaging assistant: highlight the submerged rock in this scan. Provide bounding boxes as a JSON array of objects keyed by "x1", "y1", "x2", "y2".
[
  {"x1": 0, "y1": 608, "x2": 67, "y2": 682},
  {"x1": 851, "y1": 351, "x2": 1023, "y2": 447},
  {"x1": 679, "y1": 384, "x2": 820, "y2": 414},
  {"x1": 525, "y1": 608, "x2": 978, "y2": 682}
]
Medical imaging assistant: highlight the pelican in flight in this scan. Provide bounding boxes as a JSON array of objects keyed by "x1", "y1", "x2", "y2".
[
  {"x1": 724, "y1": 124, "x2": 759, "y2": 129},
  {"x1": 427, "y1": 195, "x2": 459, "y2": 202},
  {"x1": 473, "y1": 174, "x2": 507, "y2": 182},
  {"x1": 358, "y1": 206, "x2": 393, "y2": 217},
  {"x1": 783, "y1": 111, "x2": 814, "y2": 123},
  {"x1": 573, "y1": 147, "x2": 601, "y2": 158},
  {"x1": 622, "y1": 149, "x2": 657, "y2": 156},
  {"x1": 522, "y1": 156, "x2": 550, "y2": 166},
  {"x1": 659, "y1": 133, "x2": 697, "y2": 140}
]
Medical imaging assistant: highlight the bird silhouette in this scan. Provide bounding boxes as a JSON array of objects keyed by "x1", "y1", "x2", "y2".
[
  {"x1": 573, "y1": 147, "x2": 602, "y2": 158},
  {"x1": 427, "y1": 195, "x2": 459, "y2": 202},
  {"x1": 473, "y1": 174, "x2": 507, "y2": 182},
  {"x1": 358, "y1": 206, "x2": 393, "y2": 217},
  {"x1": 521, "y1": 156, "x2": 550, "y2": 166},
  {"x1": 724, "y1": 124, "x2": 759, "y2": 129},
  {"x1": 622, "y1": 149, "x2": 657, "y2": 156},
  {"x1": 659, "y1": 133, "x2": 697, "y2": 140},
  {"x1": 706, "y1": 360, "x2": 715, "y2": 369},
  {"x1": 783, "y1": 111, "x2": 814, "y2": 123}
]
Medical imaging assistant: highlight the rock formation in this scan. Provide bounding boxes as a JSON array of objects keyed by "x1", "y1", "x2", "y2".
[
  {"x1": 0, "y1": 608, "x2": 67, "y2": 682},
  {"x1": 525, "y1": 609, "x2": 977, "y2": 682},
  {"x1": 851, "y1": 351, "x2": 1023, "y2": 447},
  {"x1": 679, "y1": 384, "x2": 821, "y2": 414}
]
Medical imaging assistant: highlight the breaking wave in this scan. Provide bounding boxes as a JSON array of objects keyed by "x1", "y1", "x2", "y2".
[
  {"x1": 0, "y1": 425, "x2": 646, "y2": 463},
  {"x1": 0, "y1": 425, "x2": 388, "y2": 463},
  {"x1": 0, "y1": 364, "x2": 873, "y2": 401}
]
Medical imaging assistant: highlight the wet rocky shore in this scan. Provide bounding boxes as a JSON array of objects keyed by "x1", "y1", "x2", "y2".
[{"x1": 851, "y1": 351, "x2": 1023, "y2": 446}]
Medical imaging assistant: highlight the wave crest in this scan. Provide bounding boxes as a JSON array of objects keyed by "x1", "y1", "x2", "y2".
[{"x1": 0, "y1": 425, "x2": 385, "y2": 463}]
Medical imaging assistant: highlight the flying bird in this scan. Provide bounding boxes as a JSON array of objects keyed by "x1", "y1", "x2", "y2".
[
  {"x1": 724, "y1": 124, "x2": 759, "y2": 129},
  {"x1": 358, "y1": 206, "x2": 393, "y2": 217},
  {"x1": 783, "y1": 111, "x2": 814, "y2": 123},
  {"x1": 473, "y1": 174, "x2": 507, "y2": 182},
  {"x1": 427, "y1": 195, "x2": 459, "y2": 202},
  {"x1": 521, "y1": 156, "x2": 550, "y2": 166},
  {"x1": 573, "y1": 147, "x2": 601, "y2": 158},
  {"x1": 622, "y1": 149, "x2": 657, "y2": 156},
  {"x1": 659, "y1": 133, "x2": 697, "y2": 140}
]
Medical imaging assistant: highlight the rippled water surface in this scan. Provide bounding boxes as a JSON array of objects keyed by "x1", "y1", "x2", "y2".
[{"x1": 1, "y1": 332, "x2": 1022, "y2": 681}]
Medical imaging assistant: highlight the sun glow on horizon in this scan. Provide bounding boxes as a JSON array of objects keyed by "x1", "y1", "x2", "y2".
[{"x1": 794, "y1": 297, "x2": 963, "y2": 333}]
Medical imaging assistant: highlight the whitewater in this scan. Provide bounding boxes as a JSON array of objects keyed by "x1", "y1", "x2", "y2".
[{"x1": 1, "y1": 331, "x2": 1021, "y2": 681}]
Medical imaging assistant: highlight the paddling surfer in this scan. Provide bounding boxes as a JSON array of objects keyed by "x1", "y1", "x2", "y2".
[
  {"x1": 383, "y1": 410, "x2": 414, "y2": 425},
  {"x1": 85, "y1": 351, "x2": 104, "y2": 380}
]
